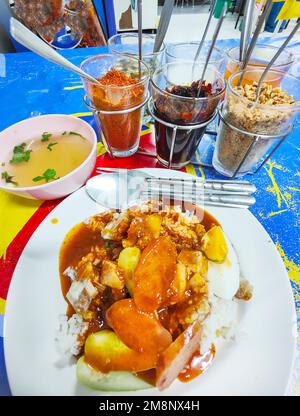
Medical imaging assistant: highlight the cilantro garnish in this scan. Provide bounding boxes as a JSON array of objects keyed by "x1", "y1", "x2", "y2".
[
  {"x1": 69, "y1": 131, "x2": 85, "y2": 138},
  {"x1": 32, "y1": 168, "x2": 58, "y2": 183},
  {"x1": 47, "y1": 142, "x2": 58, "y2": 151},
  {"x1": 41, "y1": 132, "x2": 52, "y2": 142},
  {"x1": 10, "y1": 143, "x2": 32, "y2": 164},
  {"x1": 68, "y1": 131, "x2": 85, "y2": 139},
  {"x1": 61, "y1": 131, "x2": 85, "y2": 139},
  {"x1": 1, "y1": 171, "x2": 18, "y2": 186}
]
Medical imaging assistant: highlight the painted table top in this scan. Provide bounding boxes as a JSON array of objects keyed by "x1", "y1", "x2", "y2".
[{"x1": 0, "y1": 37, "x2": 299, "y2": 396}]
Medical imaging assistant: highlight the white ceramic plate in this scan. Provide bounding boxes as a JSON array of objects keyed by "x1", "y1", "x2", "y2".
[{"x1": 4, "y1": 168, "x2": 297, "y2": 396}]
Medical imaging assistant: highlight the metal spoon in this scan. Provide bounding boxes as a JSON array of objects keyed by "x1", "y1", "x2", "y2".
[
  {"x1": 239, "y1": 0, "x2": 255, "y2": 63},
  {"x1": 153, "y1": 0, "x2": 175, "y2": 53},
  {"x1": 10, "y1": 17, "x2": 101, "y2": 85},
  {"x1": 137, "y1": 0, "x2": 143, "y2": 61},
  {"x1": 193, "y1": 0, "x2": 216, "y2": 65},
  {"x1": 196, "y1": 2, "x2": 227, "y2": 98},
  {"x1": 137, "y1": 0, "x2": 143, "y2": 76},
  {"x1": 253, "y1": 19, "x2": 300, "y2": 105},
  {"x1": 237, "y1": 0, "x2": 273, "y2": 86},
  {"x1": 240, "y1": 0, "x2": 273, "y2": 72}
]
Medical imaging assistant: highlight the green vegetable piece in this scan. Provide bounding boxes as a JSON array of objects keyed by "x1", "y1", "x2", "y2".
[
  {"x1": 43, "y1": 168, "x2": 57, "y2": 181},
  {"x1": 32, "y1": 176, "x2": 45, "y2": 182},
  {"x1": 41, "y1": 132, "x2": 52, "y2": 142},
  {"x1": 1, "y1": 171, "x2": 18, "y2": 186},
  {"x1": 32, "y1": 168, "x2": 58, "y2": 183},
  {"x1": 10, "y1": 143, "x2": 32, "y2": 164},
  {"x1": 13, "y1": 143, "x2": 26, "y2": 153},
  {"x1": 61, "y1": 131, "x2": 85, "y2": 139},
  {"x1": 47, "y1": 142, "x2": 58, "y2": 151},
  {"x1": 69, "y1": 131, "x2": 85, "y2": 139}
]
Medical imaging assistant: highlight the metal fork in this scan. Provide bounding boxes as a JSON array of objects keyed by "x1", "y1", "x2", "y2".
[
  {"x1": 95, "y1": 167, "x2": 257, "y2": 194},
  {"x1": 87, "y1": 168, "x2": 256, "y2": 209}
]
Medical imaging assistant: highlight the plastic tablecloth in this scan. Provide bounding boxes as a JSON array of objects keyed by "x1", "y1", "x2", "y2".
[{"x1": 0, "y1": 39, "x2": 299, "y2": 396}]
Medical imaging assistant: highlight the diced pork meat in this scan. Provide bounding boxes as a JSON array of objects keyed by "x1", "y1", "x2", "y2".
[
  {"x1": 66, "y1": 280, "x2": 97, "y2": 313},
  {"x1": 101, "y1": 212, "x2": 130, "y2": 241}
]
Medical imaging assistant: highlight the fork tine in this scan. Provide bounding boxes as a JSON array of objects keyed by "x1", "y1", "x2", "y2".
[
  {"x1": 145, "y1": 177, "x2": 250, "y2": 184},
  {"x1": 145, "y1": 177, "x2": 203, "y2": 183},
  {"x1": 140, "y1": 190, "x2": 255, "y2": 209},
  {"x1": 145, "y1": 177, "x2": 256, "y2": 194}
]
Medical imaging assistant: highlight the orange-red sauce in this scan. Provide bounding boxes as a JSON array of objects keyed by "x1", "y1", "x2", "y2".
[
  {"x1": 178, "y1": 345, "x2": 216, "y2": 383},
  {"x1": 59, "y1": 222, "x2": 102, "y2": 299},
  {"x1": 59, "y1": 205, "x2": 220, "y2": 384},
  {"x1": 137, "y1": 369, "x2": 157, "y2": 386}
]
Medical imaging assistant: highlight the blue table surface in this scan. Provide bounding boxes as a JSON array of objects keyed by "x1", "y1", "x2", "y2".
[{"x1": 0, "y1": 37, "x2": 299, "y2": 396}]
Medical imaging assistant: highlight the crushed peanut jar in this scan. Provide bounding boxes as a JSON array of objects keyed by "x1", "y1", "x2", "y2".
[
  {"x1": 225, "y1": 81, "x2": 295, "y2": 135},
  {"x1": 235, "y1": 82, "x2": 294, "y2": 106},
  {"x1": 213, "y1": 81, "x2": 297, "y2": 176}
]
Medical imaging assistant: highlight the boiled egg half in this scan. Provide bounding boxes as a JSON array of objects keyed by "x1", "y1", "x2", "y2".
[{"x1": 206, "y1": 235, "x2": 240, "y2": 300}]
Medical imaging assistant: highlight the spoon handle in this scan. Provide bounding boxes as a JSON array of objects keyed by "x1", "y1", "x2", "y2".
[
  {"x1": 193, "y1": 0, "x2": 216, "y2": 64},
  {"x1": 239, "y1": 0, "x2": 255, "y2": 62},
  {"x1": 153, "y1": 0, "x2": 175, "y2": 53},
  {"x1": 10, "y1": 17, "x2": 100, "y2": 85},
  {"x1": 254, "y1": 19, "x2": 300, "y2": 103},
  {"x1": 137, "y1": 0, "x2": 143, "y2": 61},
  {"x1": 240, "y1": 0, "x2": 273, "y2": 72},
  {"x1": 196, "y1": 2, "x2": 227, "y2": 98}
]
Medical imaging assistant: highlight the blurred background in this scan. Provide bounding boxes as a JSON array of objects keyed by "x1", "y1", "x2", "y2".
[{"x1": 0, "y1": 0, "x2": 299, "y2": 53}]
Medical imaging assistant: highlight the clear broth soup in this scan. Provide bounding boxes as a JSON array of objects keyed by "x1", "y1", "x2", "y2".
[{"x1": 1, "y1": 132, "x2": 92, "y2": 187}]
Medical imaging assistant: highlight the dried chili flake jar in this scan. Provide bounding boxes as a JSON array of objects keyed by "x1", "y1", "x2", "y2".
[{"x1": 81, "y1": 54, "x2": 150, "y2": 157}]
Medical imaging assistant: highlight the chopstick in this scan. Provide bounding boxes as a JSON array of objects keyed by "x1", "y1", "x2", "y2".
[{"x1": 153, "y1": 0, "x2": 175, "y2": 53}]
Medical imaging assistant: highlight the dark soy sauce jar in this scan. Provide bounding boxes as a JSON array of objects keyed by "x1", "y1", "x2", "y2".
[
  {"x1": 153, "y1": 108, "x2": 209, "y2": 168},
  {"x1": 150, "y1": 62, "x2": 225, "y2": 169}
]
